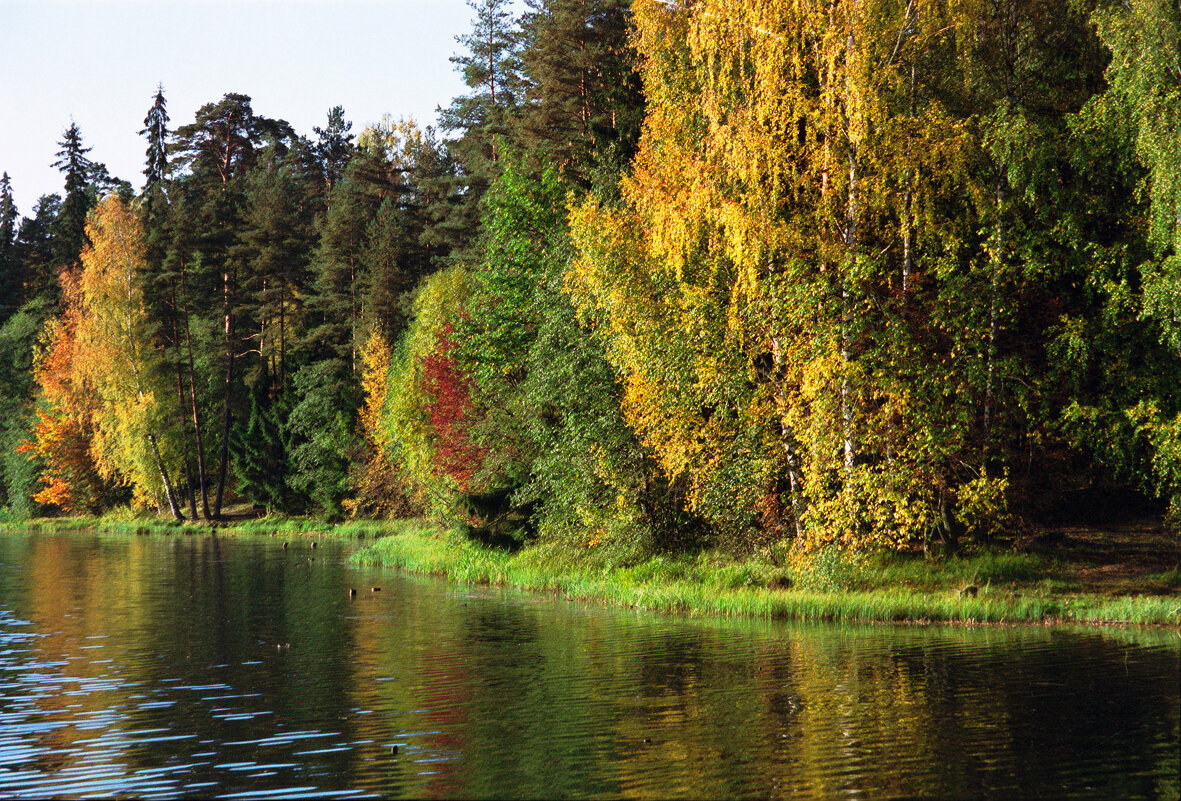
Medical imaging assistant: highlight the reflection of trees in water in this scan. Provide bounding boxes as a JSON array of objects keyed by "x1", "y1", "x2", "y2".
[
  {"x1": 12, "y1": 535, "x2": 370, "y2": 790},
  {"x1": 4, "y1": 535, "x2": 1177, "y2": 799},
  {"x1": 761, "y1": 627, "x2": 1180, "y2": 798}
]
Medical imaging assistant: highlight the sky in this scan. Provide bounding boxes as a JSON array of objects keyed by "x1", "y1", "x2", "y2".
[{"x1": 0, "y1": 0, "x2": 476, "y2": 216}]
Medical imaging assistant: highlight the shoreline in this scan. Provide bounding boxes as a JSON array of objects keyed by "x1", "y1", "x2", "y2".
[
  {"x1": 0, "y1": 515, "x2": 397, "y2": 540},
  {"x1": 348, "y1": 524, "x2": 1181, "y2": 629},
  {"x1": 4, "y1": 515, "x2": 1178, "y2": 628}
]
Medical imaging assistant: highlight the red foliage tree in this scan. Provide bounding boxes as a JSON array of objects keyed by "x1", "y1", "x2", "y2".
[{"x1": 419, "y1": 324, "x2": 491, "y2": 493}]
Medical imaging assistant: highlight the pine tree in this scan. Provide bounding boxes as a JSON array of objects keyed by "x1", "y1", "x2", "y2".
[
  {"x1": 172, "y1": 94, "x2": 292, "y2": 186},
  {"x1": 239, "y1": 151, "x2": 314, "y2": 389},
  {"x1": 440, "y1": 0, "x2": 524, "y2": 148},
  {"x1": 515, "y1": 0, "x2": 644, "y2": 186},
  {"x1": 313, "y1": 106, "x2": 355, "y2": 193},
  {"x1": 438, "y1": 0, "x2": 525, "y2": 257},
  {"x1": 170, "y1": 93, "x2": 298, "y2": 518}
]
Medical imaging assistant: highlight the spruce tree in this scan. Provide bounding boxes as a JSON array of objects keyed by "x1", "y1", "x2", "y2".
[
  {"x1": 141, "y1": 84, "x2": 170, "y2": 219},
  {"x1": 229, "y1": 382, "x2": 290, "y2": 513},
  {"x1": 50, "y1": 122, "x2": 94, "y2": 266},
  {"x1": 0, "y1": 173, "x2": 18, "y2": 326},
  {"x1": 15, "y1": 194, "x2": 60, "y2": 308}
]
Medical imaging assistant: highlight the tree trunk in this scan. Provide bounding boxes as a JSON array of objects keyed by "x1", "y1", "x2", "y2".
[
  {"x1": 179, "y1": 271, "x2": 211, "y2": 519},
  {"x1": 983, "y1": 176, "x2": 1004, "y2": 460},
  {"x1": 842, "y1": 146, "x2": 858, "y2": 474},
  {"x1": 175, "y1": 354, "x2": 198, "y2": 520},
  {"x1": 149, "y1": 433, "x2": 184, "y2": 521},
  {"x1": 902, "y1": 63, "x2": 915, "y2": 305},
  {"x1": 170, "y1": 281, "x2": 198, "y2": 520},
  {"x1": 772, "y1": 333, "x2": 805, "y2": 540},
  {"x1": 213, "y1": 267, "x2": 236, "y2": 519}
]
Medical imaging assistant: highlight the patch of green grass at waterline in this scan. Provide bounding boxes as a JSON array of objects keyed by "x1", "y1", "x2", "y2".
[
  {"x1": 0, "y1": 512, "x2": 408, "y2": 540},
  {"x1": 350, "y1": 525, "x2": 1181, "y2": 627}
]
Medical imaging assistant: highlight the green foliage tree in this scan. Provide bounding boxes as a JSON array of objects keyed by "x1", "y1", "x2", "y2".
[
  {"x1": 1080, "y1": 0, "x2": 1181, "y2": 527},
  {"x1": 460, "y1": 165, "x2": 689, "y2": 550},
  {"x1": 0, "y1": 299, "x2": 48, "y2": 517}
]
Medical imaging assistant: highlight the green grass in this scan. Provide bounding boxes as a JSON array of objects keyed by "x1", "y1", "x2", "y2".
[
  {"x1": 350, "y1": 524, "x2": 1181, "y2": 627},
  {"x1": 0, "y1": 511, "x2": 405, "y2": 540},
  {"x1": 6, "y1": 513, "x2": 1177, "y2": 626}
]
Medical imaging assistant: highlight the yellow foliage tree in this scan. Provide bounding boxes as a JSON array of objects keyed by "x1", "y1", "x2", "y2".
[
  {"x1": 75, "y1": 196, "x2": 185, "y2": 518},
  {"x1": 345, "y1": 328, "x2": 414, "y2": 518},
  {"x1": 569, "y1": 0, "x2": 1014, "y2": 557}
]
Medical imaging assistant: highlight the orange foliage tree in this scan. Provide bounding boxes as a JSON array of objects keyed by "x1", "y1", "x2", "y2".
[{"x1": 17, "y1": 269, "x2": 112, "y2": 513}]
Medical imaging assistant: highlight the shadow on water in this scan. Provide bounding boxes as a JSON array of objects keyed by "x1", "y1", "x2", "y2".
[{"x1": 0, "y1": 530, "x2": 1177, "y2": 799}]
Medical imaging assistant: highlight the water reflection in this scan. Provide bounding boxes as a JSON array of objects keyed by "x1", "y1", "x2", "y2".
[{"x1": 0, "y1": 531, "x2": 1176, "y2": 799}]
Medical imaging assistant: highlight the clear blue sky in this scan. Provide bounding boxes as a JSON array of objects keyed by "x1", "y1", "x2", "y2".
[{"x1": 0, "y1": 0, "x2": 476, "y2": 215}]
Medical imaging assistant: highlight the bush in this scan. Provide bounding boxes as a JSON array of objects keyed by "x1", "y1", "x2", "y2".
[{"x1": 794, "y1": 545, "x2": 866, "y2": 592}]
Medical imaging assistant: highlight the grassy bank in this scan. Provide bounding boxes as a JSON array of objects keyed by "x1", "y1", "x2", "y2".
[
  {"x1": 6, "y1": 512, "x2": 1177, "y2": 626},
  {"x1": 0, "y1": 510, "x2": 405, "y2": 541},
  {"x1": 350, "y1": 523, "x2": 1181, "y2": 627}
]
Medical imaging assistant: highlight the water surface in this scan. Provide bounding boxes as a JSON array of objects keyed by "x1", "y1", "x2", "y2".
[{"x1": 0, "y1": 531, "x2": 1177, "y2": 799}]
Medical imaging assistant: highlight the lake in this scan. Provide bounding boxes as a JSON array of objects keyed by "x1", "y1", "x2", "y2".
[{"x1": 0, "y1": 531, "x2": 1177, "y2": 799}]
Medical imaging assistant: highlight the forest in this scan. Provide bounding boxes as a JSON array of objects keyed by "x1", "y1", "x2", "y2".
[{"x1": 0, "y1": 0, "x2": 1178, "y2": 569}]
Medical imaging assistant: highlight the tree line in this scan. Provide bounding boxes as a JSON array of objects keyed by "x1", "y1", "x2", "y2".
[{"x1": 0, "y1": 0, "x2": 1177, "y2": 564}]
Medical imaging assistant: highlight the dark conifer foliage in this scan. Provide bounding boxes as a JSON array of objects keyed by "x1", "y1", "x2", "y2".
[
  {"x1": 313, "y1": 106, "x2": 356, "y2": 193},
  {"x1": 0, "y1": 174, "x2": 19, "y2": 326},
  {"x1": 229, "y1": 382, "x2": 290, "y2": 513},
  {"x1": 141, "y1": 85, "x2": 170, "y2": 203},
  {"x1": 515, "y1": 0, "x2": 644, "y2": 186},
  {"x1": 50, "y1": 122, "x2": 94, "y2": 266},
  {"x1": 14, "y1": 195, "x2": 61, "y2": 309}
]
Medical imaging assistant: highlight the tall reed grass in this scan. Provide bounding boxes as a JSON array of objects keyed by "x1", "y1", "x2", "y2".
[{"x1": 351, "y1": 525, "x2": 1181, "y2": 627}]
